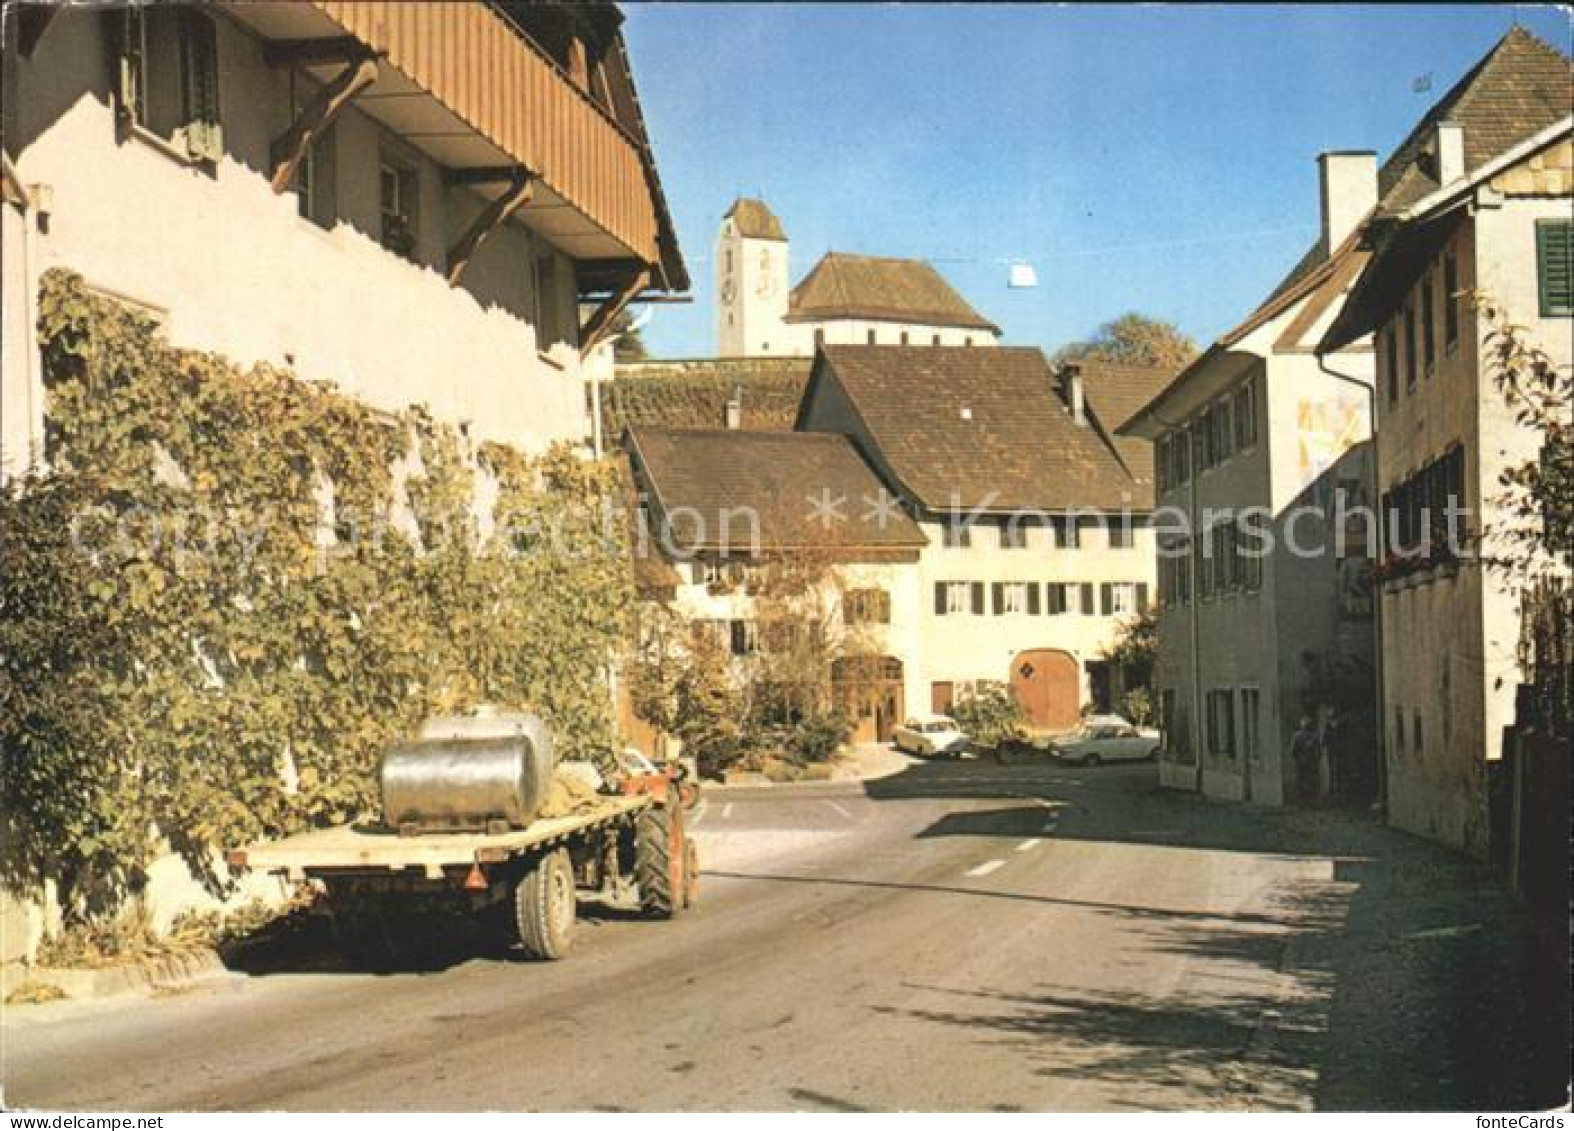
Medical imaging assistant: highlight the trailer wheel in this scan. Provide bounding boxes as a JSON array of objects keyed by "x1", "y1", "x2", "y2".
[
  {"x1": 514, "y1": 849, "x2": 576, "y2": 960},
  {"x1": 636, "y1": 804, "x2": 683, "y2": 919}
]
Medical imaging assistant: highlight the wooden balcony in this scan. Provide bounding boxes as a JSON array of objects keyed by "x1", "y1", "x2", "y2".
[{"x1": 229, "y1": 2, "x2": 684, "y2": 290}]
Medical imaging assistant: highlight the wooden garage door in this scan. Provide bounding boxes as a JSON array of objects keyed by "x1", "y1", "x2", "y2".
[{"x1": 1010, "y1": 649, "x2": 1080, "y2": 731}]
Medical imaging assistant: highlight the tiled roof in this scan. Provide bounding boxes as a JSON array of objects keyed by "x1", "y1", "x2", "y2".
[
  {"x1": 786, "y1": 252, "x2": 1000, "y2": 333},
  {"x1": 625, "y1": 427, "x2": 926, "y2": 554},
  {"x1": 602, "y1": 358, "x2": 811, "y2": 435},
  {"x1": 1249, "y1": 27, "x2": 1571, "y2": 326},
  {"x1": 1375, "y1": 26, "x2": 1572, "y2": 215},
  {"x1": 806, "y1": 346, "x2": 1151, "y2": 513},
  {"x1": 1074, "y1": 361, "x2": 1179, "y2": 493},
  {"x1": 723, "y1": 197, "x2": 787, "y2": 242}
]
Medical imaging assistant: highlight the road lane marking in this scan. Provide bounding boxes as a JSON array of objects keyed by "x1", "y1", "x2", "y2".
[
  {"x1": 823, "y1": 800, "x2": 852, "y2": 818},
  {"x1": 722, "y1": 803, "x2": 734, "y2": 819},
  {"x1": 1015, "y1": 838, "x2": 1042, "y2": 852},
  {"x1": 966, "y1": 859, "x2": 1006, "y2": 877}
]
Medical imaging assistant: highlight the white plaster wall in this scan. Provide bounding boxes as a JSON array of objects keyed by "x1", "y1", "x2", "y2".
[
  {"x1": 4, "y1": 11, "x2": 586, "y2": 461},
  {"x1": 915, "y1": 517, "x2": 1156, "y2": 722},
  {"x1": 789, "y1": 318, "x2": 998, "y2": 353}
]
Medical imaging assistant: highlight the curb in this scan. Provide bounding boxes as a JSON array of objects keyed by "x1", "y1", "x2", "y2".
[
  {"x1": 705, "y1": 754, "x2": 920, "y2": 793},
  {"x1": 6, "y1": 947, "x2": 231, "y2": 1006}
]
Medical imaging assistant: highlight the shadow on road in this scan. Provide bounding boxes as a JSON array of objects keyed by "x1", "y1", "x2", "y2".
[{"x1": 856, "y1": 757, "x2": 1569, "y2": 1110}]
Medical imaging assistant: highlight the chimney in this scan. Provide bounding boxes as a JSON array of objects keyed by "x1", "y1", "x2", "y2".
[
  {"x1": 724, "y1": 386, "x2": 742, "y2": 430},
  {"x1": 1435, "y1": 121, "x2": 1465, "y2": 185},
  {"x1": 1317, "y1": 150, "x2": 1378, "y2": 254},
  {"x1": 1062, "y1": 364, "x2": 1086, "y2": 427}
]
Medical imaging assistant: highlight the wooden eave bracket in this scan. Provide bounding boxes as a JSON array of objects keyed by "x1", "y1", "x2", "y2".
[
  {"x1": 579, "y1": 268, "x2": 651, "y2": 360},
  {"x1": 268, "y1": 51, "x2": 379, "y2": 195},
  {"x1": 445, "y1": 169, "x2": 535, "y2": 287}
]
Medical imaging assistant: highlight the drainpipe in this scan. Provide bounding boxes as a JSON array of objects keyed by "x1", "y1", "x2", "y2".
[
  {"x1": 1317, "y1": 352, "x2": 1385, "y2": 817},
  {"x1": 3, "y1": 152, "x2": 41, "y2": 480}
]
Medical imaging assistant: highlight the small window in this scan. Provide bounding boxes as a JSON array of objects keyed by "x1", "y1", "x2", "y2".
[
  {"x1": 1000, "y1": 517, "x2": 1029, "y2": 549},
  {"x1": 1536, "y1": 219, "x2": 1573, "y2": 317},
  {"x1": 1240, "y1": 688, "x2": 1260, "y2": 761},
  {"x1": 814, "y1": 328, "x2": 825, "y2": 348},
  {"x1": 1046, "y1": 582, "x2": 1069, "y2": 615},
  {"x1": 900, "y1": 331, "x2": 910, "y2": 345},
  {"x1": 1384, "y1": 323, "x2": 1399, "y2": 404},
  {"x1": 964, "y1": 337, "x2": 974, "y2": 347},
  {"x1": 1054, "y1": 516, "x2": 1083, "y2": 550},
  {"x1": 1109, "y1": 517, "x2": 1134, "y2": 549},
  {"x1": 932, "y1": 334, "x2": 942, "y2": 346},
  {"x1": 1233, "y1": 379, "x2": 1257, "y2": 449},
  {"x1": 1403, "y1": 302, "x2": 1417, "y2": 390},
  {"x1": 943, "y1": 520, "x2": 972, "y2": 549},
  {"x1": 729, "y1": 619, "x2": 756, "y2": 656},
  {"x1": 1206, "y1": 689, "x2": 1236, "y2": 757},
  {"x1": 1443, "y1": 252, "x2": 1460, "y2": 348},
  {"x1": 117, "y1": 6, "x2": 223, "y2": 163},
  {"x1": 380, "y1": 159, "x2": 419, "y2": 261},
  {"x1": 845, "y1": 588, "x2": 891, "y2": 626},
  {"x1": 994, "y1": 582, "x2": 1031, "y2": 615},
  {"x1": 1078, "y1": 582, "x2": 1095, "y2": 615},
  {"x1": 1421, "y1": 274, "x2": 1435, "y2": 372},
  {"x1": 1110, "y1": 582, "x2": 1138, "y2": 616},
  {"x1": 867, "y1": 329, "x2": 877, "y2": 345},
  {"x1": 937, "y1": 581, "x2": 970, "y2": 616}
]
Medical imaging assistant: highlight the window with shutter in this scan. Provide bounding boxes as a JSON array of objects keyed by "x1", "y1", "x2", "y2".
[
  {"x1": 1384, "y1": 323, "x2": 1399, "y2": 404},
  {"x1": 1536, "y1": 219, "x2": 1573, "y2": 317},
  {"x1": 970, "y1": 582, "x2": 985, "y2": 615},
  {"x1": 1404, "y1": 302, "x2": 1417, "y2": 390},
  {"x1": 1027, "y1": 583, "x2": 1042, "y2": 616},
  {"x1": 1079, "y1": 583, "x2": 1094, "y2": 614},
  {"x1": 1047, "y1": 583, "x2": 1068, "y2": 615},
  {"x1": 1421, "y1": 274, "x2": 1435, "y2": 373},
  {"x1": 1099, "y1": 583, "x2": 1113, "y2": 616},
  {"x1": 178, "y1": 8, "x2": 222, "y2": 162},
  {"x1": 1136, "y1": 582, "x2": 1150, "y2": 611},
  {"x1": 992, "y1": 582, "x2": 1005, "y2": 615},
  {"x1": 934, "y1": 582, "x2": 948, "y2": 616}
]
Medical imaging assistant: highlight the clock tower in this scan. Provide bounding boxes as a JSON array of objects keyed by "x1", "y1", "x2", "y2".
[{"x1": 716, "y1": 198, "x2": 792, "y2": 357}]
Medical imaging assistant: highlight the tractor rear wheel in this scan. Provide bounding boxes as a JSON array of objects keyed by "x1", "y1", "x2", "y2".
[
  {"x1": 636, "y1": 804, "x2": 684, "y2": 919},
  {"x1": 514, "y1": 849, "x2": 576, "y2": 960}
]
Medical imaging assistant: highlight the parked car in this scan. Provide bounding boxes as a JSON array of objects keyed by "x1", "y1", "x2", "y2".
[
  {"x1": 1050, "y1": 715, "x2": 1161, "y2": 765},
  {"x1": 893, "y1": 715, "x2": 970, "y2": 758}
]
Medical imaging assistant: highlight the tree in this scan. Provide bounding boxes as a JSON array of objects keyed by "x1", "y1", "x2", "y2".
[
  {"x1": 1055, "y1": 313, "x2": 1198, "y2": 371},
  {"x1": 1477, "y1": 295, "x2": 1572, "y2": 735},
  {"x1": 1099, "y1": 606, "x2": 1159, "y2": 725},
  {"x1": 609, "y1": 309, "x2": 648, "y2": 362}
]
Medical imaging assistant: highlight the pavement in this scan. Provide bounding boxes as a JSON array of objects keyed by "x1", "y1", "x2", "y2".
[{"x1": 2, "y1": 758, "x2": 1562, "y2": 1112}]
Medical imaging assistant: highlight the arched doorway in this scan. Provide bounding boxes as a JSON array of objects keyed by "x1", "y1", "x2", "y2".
[
  {"x1": 832, "y1": 656, "x2": 905, "y2": 745},
  {"x1": 1010, "y1": 649, "x2": 1080, "y2": 731}
]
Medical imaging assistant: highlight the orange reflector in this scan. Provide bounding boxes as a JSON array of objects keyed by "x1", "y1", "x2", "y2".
[{"x1": 463, "y1": 863, "x2": 488, "y2": 891}]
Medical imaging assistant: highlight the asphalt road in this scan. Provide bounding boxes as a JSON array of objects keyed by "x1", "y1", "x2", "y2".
[{"x1": 1, "y1": 755, "x2": 1534, "y2": 1111}]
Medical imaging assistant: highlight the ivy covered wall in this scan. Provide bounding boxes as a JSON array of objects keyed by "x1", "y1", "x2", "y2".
[{"x1": 0, "y1": 270, "x2": 634, "y2": 921}]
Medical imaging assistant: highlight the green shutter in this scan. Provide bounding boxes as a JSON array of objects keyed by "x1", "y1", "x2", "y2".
[
  {"x1": 179, "y1": 9, "x2": 222, "y2": 163},
  {"x1": 991, "y1": 582, "x2": 1004, "y2": 615},
  {"x1": 1027, "y1": 582, "x2": 1041, "y2": 616},
  {"x1": 934, "y1": 582, "x2": 947, "y2": 615},
  {"x1": 970, "y1": 582, "x2": 985, "y2": 615},
  {"x1": 1537, "y1": 220, "x2": 1573, "y2": 317}
]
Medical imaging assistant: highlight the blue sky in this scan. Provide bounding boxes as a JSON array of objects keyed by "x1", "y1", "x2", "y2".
[{"x1": 620, "y1": 3, "x2": 1571, "y2": 359}]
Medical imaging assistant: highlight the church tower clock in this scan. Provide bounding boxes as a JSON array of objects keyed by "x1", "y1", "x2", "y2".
[{"x1": 716, "y1": 198, "x2": 791, "y2": 357}]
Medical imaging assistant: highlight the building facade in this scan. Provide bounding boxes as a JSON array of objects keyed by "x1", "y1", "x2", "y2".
[
  {"x1": 1318, "y1": 28, "x2": 1572, "y2": 856},
  {"x1": 1121, "y1": 152, "x2": 1379, "y2": 808},
  {"x1": 0, "y1": 0, "x2": 688, "y2": 953},
  {"x1": 715, "y1": 198, "x2": 1000, "y2": 357},
  {"x1": 798, "y1": 346, "x2": 1169, "y2": 729},
  {"x1": 2, "y1": 2, "x2": 687, "y2": 479}
]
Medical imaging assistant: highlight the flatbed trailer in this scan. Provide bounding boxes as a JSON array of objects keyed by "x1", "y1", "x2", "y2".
[{"x1": 229, "y1": 776, "x2": 696, "y2": 961}]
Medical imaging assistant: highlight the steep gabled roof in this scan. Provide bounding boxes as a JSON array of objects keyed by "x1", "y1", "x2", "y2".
[
  {"x1": 624, "y1": 427, "x2": 926, "y2": 555},
  {"x1": 786, "y1": 253, "x2": 1000, "y2": 333},
  {"x1": 1249, "y1": 27, "x2": 1571, "y2": 326},
  {"x1": 803, "y1": 346, "x2": 1149, "y2": 513},
  {"x1": 723, "y1": 198, "x2": 787, "y2": 242}
]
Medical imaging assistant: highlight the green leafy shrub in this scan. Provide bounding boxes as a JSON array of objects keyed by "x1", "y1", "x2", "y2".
[
  {"x1": 951, "y1": 683, "x2": 1025, "y2": 749},
  {"x1": 1, "y1": 271, "x2": 634, "y2": 924}
]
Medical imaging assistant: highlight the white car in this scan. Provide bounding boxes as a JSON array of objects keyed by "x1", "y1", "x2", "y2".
[
  {"x1": 893, "y1": 715, "x2": 970, "y2": 758},
  {"x1": 1050, "y1": 715, "x2": 1161, "y2": 766}
]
